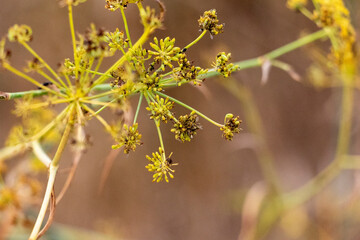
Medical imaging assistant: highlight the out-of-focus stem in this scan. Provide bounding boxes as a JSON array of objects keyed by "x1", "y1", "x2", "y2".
[
  {"x1": 283, "y1": 83, "x2": 354, "y2": 209},
  {"x1": 219, "y1": 78, "x2": 280, "y2": 193}
]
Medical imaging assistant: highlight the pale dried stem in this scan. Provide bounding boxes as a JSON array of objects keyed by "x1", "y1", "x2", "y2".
[{"x1": 98, "y1": 148, "x2": 121, "y2": 193}]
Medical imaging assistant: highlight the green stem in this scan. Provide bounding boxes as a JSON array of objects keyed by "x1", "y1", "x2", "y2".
[
  {"x1": 133, "y1": 93, "x2": 143, "y2": 124},
  {"x1": 1, "y1": 29, "x2": 329, "y2": 100},
  {"x1": 183, "y1": 30, "x2": 207, "y2": 51},
  {"x1": 144, "y1": 93, "x2": 165, "y2": 152},
  {"x1": 37, "y1": 70, "x2": 63, "y2": 89},
  {"x1": 155, "y1": 91, "x2": 223, "y2": 128},
  {"x1": 120, "y1": 6, "x2": 133, "y2": 48}
]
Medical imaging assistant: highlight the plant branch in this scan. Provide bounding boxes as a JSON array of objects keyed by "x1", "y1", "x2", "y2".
[
  {"x1": 1, "y1": 29, "x2": 328, "y2": 101},
  {"x1": 29, "y1": 104, "x2": 75, "y2": 240}
]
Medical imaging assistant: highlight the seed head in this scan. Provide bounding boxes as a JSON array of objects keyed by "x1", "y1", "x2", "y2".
[
  {"x1": 198, "y1": 9, "x2": 224, "y2": 36},
  {"x1": 171, "y1": 113, "x2": 201, "y2": 142},
  {"x1": 220, "y1": 114, "x2": 242, "y2": 140}
]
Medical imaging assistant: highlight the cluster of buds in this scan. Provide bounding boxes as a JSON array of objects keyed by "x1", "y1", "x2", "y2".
[{"x1": 198, "y1": 9, "x2": 224, "y2": 36}]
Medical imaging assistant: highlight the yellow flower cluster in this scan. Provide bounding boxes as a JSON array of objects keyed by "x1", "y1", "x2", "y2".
[{"x1": 313, "y1": 0, "x2": 356, "y2": 74}]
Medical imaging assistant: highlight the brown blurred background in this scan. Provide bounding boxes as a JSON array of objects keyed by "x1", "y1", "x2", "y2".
[{"x1": 1, "y1": 0, "x2": 360, "y2": 239}]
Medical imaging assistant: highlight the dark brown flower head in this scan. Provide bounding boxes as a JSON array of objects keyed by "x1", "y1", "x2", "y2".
[
  {"x1": 213, "y1": 52, "x2": 237, "y2": 78},
  {"x1": 171, "y1": 112, "x2": 201, "y2": 142},
  {"x1": 105, "y1": 0, "x2": 142, "y2": 11},
  {"x1": 112, "y1": 123, "x2": 142, "y2": 154},
  {"x1": 220, "y1": 114, "x2": 242, "y2": 140},
  {"x1": 173, "y1": 53, "x2": 207, "y2": 85}
]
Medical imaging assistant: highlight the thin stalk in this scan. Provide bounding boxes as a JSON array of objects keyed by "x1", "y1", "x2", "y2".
[
  {"x1": 81, "y1": 57, "x2": 94, "y2": 85},
  {"x1": 20, "y1": 42, "x2": 68, "y2": 89},
  {"x1": 3, "y1": 63, "x2": 66, "y2": 98},
  {"x1": 86, "y1": 69, "x2": 112, "y2": 78},
  {"x1": 92, "y1": 99, "x2": 116, "y2": 116},
  {"x1": 120, "y1": 6, "x2": 133, "y2": 47},
  {"x1": 299, "y1": 7, "x2": 314, "y2": 20},
  {"x1": 68, "y1": 3, "x2": 79, "y2": 80},
  {"x1": 82, "y1": 90, "x2": 114, "y2": 100},
  {"x1": 91, "y1": 55, "x2": 104, "y2": 78},
  {"x1": 80, "y1": 99, "x2": 116, "y2": 107},
  {"x1": 144, "y1": 93, "x2": 165, "y2": 152},
  {"x1": 133, "y1": 93, "x2": 143, "y2": 124},
  {"x1": 51, "y1": 104, "x2": 76, "y2": 167},
  {"x1": 56, "y1": 110, "x2": 84, "y2": 204},
  {"x1": 183, "y1": 30, "x2": 207, "y2": 51},
  {"x1": 155, "y1": 91, "x2": 223, "y2": 127},
  {"x1": 31, "y1": 105, "x2": 70, "y2": 141},
  {"x1": 92, "y1": 27, "x2": 151, "y2": 86},
  {"x1": 37, "y1": 70, "x2": 63, "y2": 89},
  {"x1": 80, "y1": 103, "x2": 112, "y2": 132},
  {"x1": 64, "y1": 74, "x2": 72, "y2": 88}
]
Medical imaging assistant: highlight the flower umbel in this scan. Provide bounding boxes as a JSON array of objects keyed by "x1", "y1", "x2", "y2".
[
  {"x1": 145, "y1": 147, "x2": 177, "y2": 182},
  {"x1": 8, "y1": 24, "x2": 33, "y2": 43},
  {"x1": 146, "y1": 95, "x2": 174, "y2": 123},
  {"x1": 198, "y1": 9, "x2": 224, "y2": 36},
  {"x1": 220, "y1": 114, "x2": 242, "y2": 140},
  {"x1": 148, "y1": 37, "x2": 181, "y2": 71},
  {"x1": 214, "y1": 52, "x2": 237, "y2": 78},
  {"x1": 171, "y1": 112, "x2": 201, "y2": 142},
  {"x1": 112, "y1": 123, "x2": 142, "y2": 154}
]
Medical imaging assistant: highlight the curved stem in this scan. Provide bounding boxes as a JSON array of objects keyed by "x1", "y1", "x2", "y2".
[
  {"x1": 29, "y1": 164, "x2": 58, "y2": 240},
  {"x1": 183, "y1": 30, "x2": 207, "y2": 51},
  {"x1": 283, "y1": 83, "x2": 354, "y2": 209}
]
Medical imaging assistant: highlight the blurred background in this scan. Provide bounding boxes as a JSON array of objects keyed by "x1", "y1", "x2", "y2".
[{"x1": 1, "y1": 0, "x2": 360, "y2": 239}]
